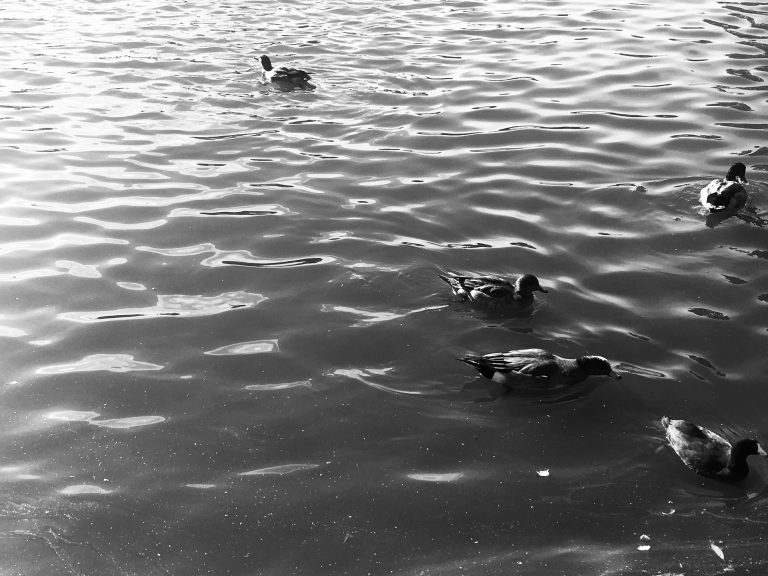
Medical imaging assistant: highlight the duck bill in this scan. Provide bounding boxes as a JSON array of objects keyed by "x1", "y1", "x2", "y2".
[{"x1": 758, "y1": 444, "x2": 767, "y2": 457}]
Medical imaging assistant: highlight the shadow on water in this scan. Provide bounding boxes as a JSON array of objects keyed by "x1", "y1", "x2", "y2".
[{"x1": 461, "y1": 375, "x2": 618, "y2": 405}]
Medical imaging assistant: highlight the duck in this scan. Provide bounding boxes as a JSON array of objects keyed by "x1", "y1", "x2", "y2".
[
  {"x1": 460, "y1": 348, "x2": 621, "y2": 390},
  {"x1": 259, "y1": 55, "x2": 315, "y2": 89},
  {"x1": 438, "y1": 273, "x2": 548, "y2": 308},
  {"x1": 700, "y1": 162, "x2": 748, "y2": 212},
  {"x1": 661, "y1": 417, "x2": 766, "y2": 481}
]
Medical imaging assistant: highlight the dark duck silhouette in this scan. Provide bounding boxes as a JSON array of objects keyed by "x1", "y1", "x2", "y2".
[
  {"x1": 259, "y1": 55, "x2": 314, "y2": 90},
  {"x1": 700, "y1": 162, "x2": 748, "y2": 213},
  {"x1": 661, "y1": 417, "x2": 766, "y2": 481},
  {"x1": 460, "y1": 348, "x2": 621, "y2": 391},
  {"x1": 438, "y1": 273, "x2": 548, "y2": 309}
]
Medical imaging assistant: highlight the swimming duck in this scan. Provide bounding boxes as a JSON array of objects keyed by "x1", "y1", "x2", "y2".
[
  {"x1": 661, "y1": 417, "x2": 766, "y2": 481},
  {"x1": 460, "y1": 348, "x2": 621, "y2": 390},
  {"x1": 700, "y1": 162, "x2": 748, "y2": 212},
  {"x1": 259, "y1": 55, "x2": 314, "y2": 89},
  {"x1": 438, "y1": 273, "x2": 548, "y2": 307}
]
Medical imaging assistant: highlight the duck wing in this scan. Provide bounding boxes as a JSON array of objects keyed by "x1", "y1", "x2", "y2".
[
  {"x1": 460, "y1": 276, "x2": 515, "y2": 301},
  {"x1": 274, "y1": 66, "x2": 312, "y2": 82},
  {"x1": 454, "y1": 276, "x2": 507, "y2": 290},
  {"x1": 473, "y1": 283, "x2": 515, "y2": 300},
  {"x1": 499, "y1": 348, "x2": 554, "y2": 360},
  {"x1": 673, "y1": 420, "x2": 708, "y2": 439},
  {"x1": 488, "y1": 349, "x2": 556, "y2": 375},
  {"x1": 665, "y1": 419, "x2": 731, "y2": 475},
  {"x1": 439, "y1": 275, "x2": 514, "y2": 302},
  {"x1": 700, "y1": 179, "x2": 723, "y2": 210},
  {"x1": 701, "y1": 179, "x2": 744, "y2": 211},
  {"x1": 437, "y1": 274, "x2": 471, "y2": 298}
]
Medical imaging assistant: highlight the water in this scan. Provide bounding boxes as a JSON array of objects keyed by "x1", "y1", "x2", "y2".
[{"x1": 1, "y1": 0, "x2": 767, "y2": 574}]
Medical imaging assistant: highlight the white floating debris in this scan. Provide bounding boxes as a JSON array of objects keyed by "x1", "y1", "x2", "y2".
[
  {"x1": 240, "y1": 463, "x2": 320, "y2": 476},
  {"x1": 61, "y1": 484, "x2": 111, "y2": 495},
  {"x1": 245, "y1": 380, "x2": 312, "y2": 391},
  {"x1": 710, "y1": 541, "x2": 725, "y2": 561},
  {"x1": 116, "y1": 281, "x2": 147, "y2": 291},
  {"x1": 90, "y1": 415, "x2": 166, "y2": 429},
  {"x1": 406, "y1": 472, "x2": 463, "y2": 482},
  {"x1": 637, "y1": 534, "x2": 651, "y2": 551},
  {"x1": 46, "y1": 410, "x2": 100, "y2": 422},
  {"x1": 536, "y1": 469, "x2": 550, "y2": 477}
]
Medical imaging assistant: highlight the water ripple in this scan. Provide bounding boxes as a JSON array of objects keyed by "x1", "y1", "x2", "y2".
[
  {"x1": 58, "y1": 291, "x2": 267, "y2": 323},
  {"x1": 332, "y1": 368, "x2": 437, "y2": 396},
  {"x1": 60, "y1": 485, "x2": 112, "y2": 496},
  {"x1": 74, "y1": 216, "x2": 167, "y2": 230},
  {"x1": 406, "y1": 472, "x2": 465, "y2": 483},
  {"x1": 136, "y1": 243, "x2": 335, "y2": 268},
  {"x1": 90, "y1": 416, "x2": 166, "y2": 429},
  {"x1": 245, "y1": 380, "x2": 312, "y2": 391},
  {"x1": 323, "y1": 304, "x2": 446, "y2": 327},
  {"x1": 0, "y1": 233, "x2": 127, "y2": 257},
  {"x1": 205, "y1": 340, "x2": 279, "y2": 355},
  {"x1": 168, "y1": 204, "x2": 295, "y2": 218},
  {"x1": 240, "y1": 463, "x2": 322, "y2": 476},
  {"x1": 3, "y1": 0, "x2": 768, "y2": 573},
  {"x1": 37, "y1": 354, "x2": 163, "y2": 374},
  {"x1": 44, "y1": 410, "x2": 165, "y2": 429}
]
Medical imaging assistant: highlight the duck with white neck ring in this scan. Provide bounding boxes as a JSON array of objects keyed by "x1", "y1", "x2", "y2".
[
  {"x1": 700, "y1": 162, "x2": 748, "y2": 213},
  {"x1": 259, "y1": 55, "x2": 315, "y2": 90}
]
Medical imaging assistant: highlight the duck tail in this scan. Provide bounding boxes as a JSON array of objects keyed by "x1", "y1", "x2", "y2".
[
  {"x1": 437, "y1": 273, "x2": 455, "y2": 286},
  {"x1": 459, "y1": 355, "x2": 495, "y2": 379},
  {"x1": 438, "y1": 274, "x2": 469, "y2": 299},
  {"x1": 455, "y1": 277, "x2": 480, "y2": 302},
  {"x1": 706, "y1": 192, "x2": 723, "y2": 206}
]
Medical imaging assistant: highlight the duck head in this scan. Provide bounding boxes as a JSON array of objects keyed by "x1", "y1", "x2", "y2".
[
  {"x1": 727, "y1": 438, "x2": 767, "y2": 478},
  {"x1": 725, "y1": 162, "x2": 748, "y2": 184},
  {"x1": 516, "y1": 274, "x2": 548, "y2": 295},
  {"x1": 576, "y1": 355, "x2": 622, "y2": 379},
  {"x1": 259, "y1": 55, "x2": 274, "y2": 71},
  {"x1": 735, "y1": 438, "x2": 767, "y2": 458}
]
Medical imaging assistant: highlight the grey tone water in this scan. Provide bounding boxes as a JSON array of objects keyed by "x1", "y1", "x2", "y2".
[{"x1": 1, "y1": 0, "x2": 768, "y2": 574}]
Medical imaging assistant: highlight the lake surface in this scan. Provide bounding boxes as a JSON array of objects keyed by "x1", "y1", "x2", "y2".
[{"x1": 2, "y1": 0, "x2": 768, "y2": 574}]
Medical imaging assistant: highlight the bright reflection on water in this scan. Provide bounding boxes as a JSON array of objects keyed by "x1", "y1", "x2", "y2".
[{"x1": 1, "y1": 0, "x2": 768, "y2": 574}]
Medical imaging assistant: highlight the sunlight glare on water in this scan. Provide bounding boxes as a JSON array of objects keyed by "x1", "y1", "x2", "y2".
[{"x1": 1, "y1": 0, "x2": 767, "y2": 574}]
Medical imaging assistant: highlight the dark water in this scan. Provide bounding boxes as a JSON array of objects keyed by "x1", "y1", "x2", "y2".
[{"x1": 2, "y1": 0, "x2": 768, "y2": 574}]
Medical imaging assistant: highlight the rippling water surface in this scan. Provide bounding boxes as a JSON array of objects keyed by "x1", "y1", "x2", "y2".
[{"x1": 2, "y1": 0, "x2": 768, "y2": 574}]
